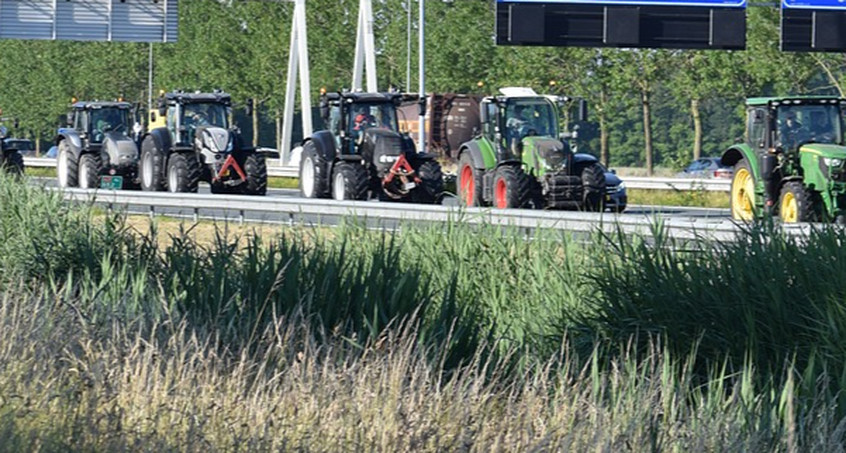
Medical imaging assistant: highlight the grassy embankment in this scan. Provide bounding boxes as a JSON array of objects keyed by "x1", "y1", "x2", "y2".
[{"x1": 4, "y1": 173, "x2": 846, "y2": 450}]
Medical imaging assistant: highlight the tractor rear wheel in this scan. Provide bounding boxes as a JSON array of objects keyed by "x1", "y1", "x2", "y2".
[
  {"x1": 579, "y1": 163, "x2": 606, "y2": 212},
  {"x1": 411, "y1": 160, "x2": 444, "y2": 204},
  {"x1": 2, "y1": 152, "x2": 24, "y2": 176},
  {"x1": 167, "y1": 153, "x2": 200, "y2": 193},
  {"x1": 779, "y1": 181, "x2": 815, "y2": 223},
  {"x1": 140, "y1": 136, "x2": 166, "y2": 192},
  {"x1": 731, "y1": 159, "x2": 756, "y2": 221},
  {"x1": 57, "y1": 140, "x2": 78, "y2": 188},
  {"x1": 492, "y1": 165, "x2": 532, "y2": 209},
  {"x1": 243, "y1": 153, "x2": 268, "y2": 196},
  {"x1": 332, "y1": 162, "x2": 369, "y2": 201},
  {"x1": 78, "y1": 154, "x2": 101, "y2": 189},
  {"x1": 457, "y1": 152, "x2": 483, "y2": 207},
  {"x1": 300, "y1": 142, "x2": 329, "y2": 198}
]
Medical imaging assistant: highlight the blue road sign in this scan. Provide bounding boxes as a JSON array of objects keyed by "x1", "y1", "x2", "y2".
[
  {"x1": 782, "y1": 0, "x2": 846, "y2": 9},
  {"x1": 499, "y1": 0, "x2": 746, "y2": 7}
]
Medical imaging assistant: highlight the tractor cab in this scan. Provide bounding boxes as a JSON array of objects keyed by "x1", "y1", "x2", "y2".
[
  {"x1": 151, "y1": 91, "x2": 232, "y2": 146},
  {"x1": 319, "y1": 92, "x2": 403, "y2": 155},
  {"x1": 67, "y1": 101, "x2": 133, "y2": 146},
  {"x1": 746, "y1": 98, "x2": 846, "y2": 154}
]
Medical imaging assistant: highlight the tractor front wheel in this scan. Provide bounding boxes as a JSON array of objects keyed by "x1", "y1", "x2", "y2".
[
  {"x1": 167, "y1": 153, "x2": 200, "y2": 193},
  {"x1": 457, "y1": 153, "x2": 483, "y2": 207},
  {"x1": 57, "y1": 141, "x2": 78, "y2": 188},
  {"x1": 779, "y1": 181, "x2": 815, "y2": 223},
  {"x1": 731, "y1": 159, "x2": 757, "y2": 221},
  {"x1": 78, "y1": 154, "x2": 101, "y2": 189},
  {"x1": 140, "y1": 136, "x2": 167, "y2": 191},
  {"x1": 332, "y1": 162, "x2": 369, "y2": 201},
  {"x1": 492, "y1": 165, "x2": 532, "y2": 209},
  {"x1": 299, "y1": 142, "x2": 329, "y2": 198},
  {"x1": 242, "y1": 153, "x2": 268, "y2": 196},
  {"x1": 411, "y1": 160, "x2": 444, "y2": 204}
]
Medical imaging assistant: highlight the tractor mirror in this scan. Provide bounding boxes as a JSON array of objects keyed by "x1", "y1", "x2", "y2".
[
  {"x1": 245, "y1": 98, "x2": 254, "y2": 117},
  {"x1": 577, "y1": 99, "x2": 588, "y2": 122},
  {"x1": 319, "y1": 97, "x2": 329, "y2": 122},
  {"x1": 157, "y1": 106, "x2": 166, "y2": 117}
]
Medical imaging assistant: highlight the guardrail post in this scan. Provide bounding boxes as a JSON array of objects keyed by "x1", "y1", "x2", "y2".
[
  {"x1": 239, "y1": 210, "x2": 245, "y2": 226},
  {"x1": 288, "y1": 212, "x2": 294, "y2": 227},
  {"x1": 193, "y1": 208, "x2": 199, "y2": 223},
  {"x1": 149, "y1": 205, "x2": 155, "y2": 220}
]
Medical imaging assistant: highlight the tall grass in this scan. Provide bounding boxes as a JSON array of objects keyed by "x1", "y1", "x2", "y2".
[{"x1": 4, "y1": 173, "x2": 846, "y2": 450}]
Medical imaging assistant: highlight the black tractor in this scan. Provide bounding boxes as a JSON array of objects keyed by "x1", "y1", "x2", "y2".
[
  {"x1": 140, "y1": 90, "x2": 269, "y2": 195},
  {"x1": 299, "y1": 91, "x2": 443, "y2": 202},
  {"x1": 0, "y1": 117, "x2": 24, "y2": 175},
  {"x1": 56, "y1": 100, "x2": 139, "y2": 189}
]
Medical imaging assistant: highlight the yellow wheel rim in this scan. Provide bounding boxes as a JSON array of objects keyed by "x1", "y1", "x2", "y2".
[
  {"x1": 781, "y1": 191, "x2": 798, "y2": 223},
  {"x1": 731, "y1": 167, "x2": 755, "y2": 221}
]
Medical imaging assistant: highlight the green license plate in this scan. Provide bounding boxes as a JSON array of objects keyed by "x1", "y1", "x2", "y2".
[{"x1": 100, "y1": 175, "x2": 123, "y2": 190}]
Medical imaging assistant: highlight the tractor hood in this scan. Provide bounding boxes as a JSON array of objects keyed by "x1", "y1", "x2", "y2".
[
  {"x1": 799, "y1": 143, "x2": 846, "y2": 159},
  {"x1": 523, "y1": 136, "x2": 570, "y2": 170}
]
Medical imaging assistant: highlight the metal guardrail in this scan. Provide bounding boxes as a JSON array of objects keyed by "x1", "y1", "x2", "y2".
[
  {"x1": 24, "y1": 157, "x2": 731, "y2": 191},
  {"x1": 58, "y1": 188, "x2": 811, "y2": 242}
]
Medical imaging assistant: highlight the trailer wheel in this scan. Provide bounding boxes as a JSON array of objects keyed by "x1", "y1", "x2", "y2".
[
  {"x1": 57, "y1": 140, "x2": 78, "y2": 188},
  {"x1": 242, "y1": 153, "x2": 268, "y2": 196},
  {"x1": 579, "y1": 163, "x2": 606, "y2": 212},
  {"x1": 458, "y1": 153, "x2": 483, "y2": 207},
  {"x1": 300, "y1": 141, "x2": 329, "y2": 198},
  {"x1": 141, "y1": 136, "x2": 167, "y2": 191},
  {"x1": 779, "y1": 181, "x2": 815, "y2": 223},
  {"x1": 411, "y1": 160, "x2": 444, "y2": 204},
  {"x1": 492, "y1": 165, "x2": 532, "y2": 209},
  {"x1": 332, "y1": 162, "x2": 369, "y2": 201},
  {"x1": 167, "y1": 152, "x2": 200, "y2": 193},
  {"x1": 78, "y1": 153, "x2": 101, "y2": 189}
]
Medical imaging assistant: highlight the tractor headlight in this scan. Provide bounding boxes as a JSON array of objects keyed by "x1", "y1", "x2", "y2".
[{"x1": 824, "y1": 158, "x2": 844, "y2": 167}]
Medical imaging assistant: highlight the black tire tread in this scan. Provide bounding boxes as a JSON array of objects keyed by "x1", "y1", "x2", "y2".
[
  {"x1": 333, "y1": 162, "x2": 369, "y2": 200},
  {"x1": 167, "y1": 152, "x2": 201, "y2": 193},
  {"x1": 78, "y1": 153, "x2": 102, "y2": 189},
  {"x1": 457, "y1": 152, "x2": 484, "y2": 207},
  {"x1": 411, "y1": 160, "x2": 444, "y2": 204},
  {"x1": 493, "y1": 164, "x2": 534, "y2": 209},
  {"x1": 299, "y1": 142, "x2": 330, "y2": 198},
  {"x1": 141, "y1": 136, "x2": 167, "y2": 191}
]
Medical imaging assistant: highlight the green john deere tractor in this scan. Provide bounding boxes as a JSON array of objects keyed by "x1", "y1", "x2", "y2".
[
  {"x1": 722, "y1": 96, "x2": 846, "y2": 223},
  {"x1": 456, "y1": 87, "x2": 605, "y2": 210}
]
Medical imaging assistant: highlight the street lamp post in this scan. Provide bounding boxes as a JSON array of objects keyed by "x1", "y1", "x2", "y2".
[{"x1": 418, "y1": 0, "x2": 425, "y2": 153}]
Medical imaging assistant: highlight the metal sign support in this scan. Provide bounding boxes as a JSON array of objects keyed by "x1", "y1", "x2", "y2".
[{"x1": 281, "y1": 0, "x2": 313, "y2": 165}]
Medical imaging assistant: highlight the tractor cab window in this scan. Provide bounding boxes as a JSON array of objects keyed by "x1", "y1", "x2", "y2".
[
  {"x1": 504, "y1": 99, "x2": 557, "y2": 146},
  {"x1": 483, "y1": 102, "x2": 497, "y2": 141},
  {"x1": 348, "y1": 102, "x2": 398, "y2": 139},
  {"x1": 182, "y1": 102, "x2": 229, "y2": 143},
  {"x1": 776, "y1": 104, "x2": 843, "y2": 149},
  {"x1": 75, "y1": 110, "x2": 88, "y2": 133},
  {"x1": 328, "y1": 105, "x2": 342, "y2": 149},
  {"x1": 90, "y1": 108, "x2": 130, "y2": 143},
  {"x1": 747, "y1": 108, "x2": 767, "y2": 150}
]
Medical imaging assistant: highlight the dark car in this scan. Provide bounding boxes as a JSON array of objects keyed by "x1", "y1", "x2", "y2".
[
  {"x1": 602, "y1": 165, "x2": 627, "y2": 213},
  {"x1": 2, "y1": 138, "x2": 35, "y2": 156},
  {"x1": 676, "y1": 157, "x2": 733, "y2": 179}
]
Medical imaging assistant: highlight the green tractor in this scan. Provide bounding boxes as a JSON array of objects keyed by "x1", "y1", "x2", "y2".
[
  {"x1": 722, "y1": 97, "x2": 846, "y2": 223},
  {"x1": 456, "y1": 87, "x2": 605, "y2": 210}
]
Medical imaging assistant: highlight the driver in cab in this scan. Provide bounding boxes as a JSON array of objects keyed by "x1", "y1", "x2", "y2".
[
  {"x1": 779, "y1": 109, "x2": 808, "y2": 150},
  {"x1": 507, "y1": 105, "x2": 534, "y2": 143}
]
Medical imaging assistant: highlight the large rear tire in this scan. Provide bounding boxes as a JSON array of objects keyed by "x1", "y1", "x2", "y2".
[
  {"x1": 332, "y1": 162, "x2": 369, "y2": 201},
  {"x1": 242, "y1": 153, "x2": 268, "y2": 196},
  {"x1": 140, "y1": 136, "x2": 166, "y2": 192},
  {"x1": 78, "y1": 154, "x2": 101, "y2": 189},
  {"x1": 57, "y1": 140, "x2": 78, "y2": 188},
  {"x1": 731, "y1": 159, "x2": 756, "y2": 221},
  {"x1": 492, "y1": 165, "x2": 532, "y2": 209},
  {"x1": 457, "y1": 152, "x2": 484, "y2": 207},
  {"x1": 779, "y1": 181, "x2": 815, "y2": 223},
  {"x1": 411, "y1": 160, "x2": 444, "y2": 204},
  {"x1": 167, "y1": 153, "x2": 200, "y2": 193},
  {"x1": 299, "y1": 141, "x2": 329, "y2": 198},
  {"x1": 579, "y1": 163, "x2": 606, "y2": 212}
]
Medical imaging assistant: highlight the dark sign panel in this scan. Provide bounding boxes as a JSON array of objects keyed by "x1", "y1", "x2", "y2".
[{"x1": 0, "y1": 0, "x2": 178, "y2": 42}]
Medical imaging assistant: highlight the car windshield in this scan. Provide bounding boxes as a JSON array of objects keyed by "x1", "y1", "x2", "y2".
[
  {"x1": 348, "y1": 102, "x2": 398, "y2": 134},
  {"x1": 504, "y1": 98, "x2": 558, "y2": 144},
  {"x1": 183, "y1": 102, "x2": 229, "y2": 129},
  {"x1": 777, "y1": 103, "x2": 844, "y2": 147},
  {"x1": 90, "y1": 107, "x2": 131, "y2": 142}
]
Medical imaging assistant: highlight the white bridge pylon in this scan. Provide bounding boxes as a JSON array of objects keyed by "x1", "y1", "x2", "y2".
[{"x1": 281, "y1": 0, "x2": 378, "y2": 165}]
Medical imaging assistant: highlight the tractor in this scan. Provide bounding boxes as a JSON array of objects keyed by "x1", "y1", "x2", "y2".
[
  {"x1": 56, "y1": 100, "x2": 139, "y2": 189},
  {"x1": 722, "y1": 96, "x2": 846, "y2": 223},
  {"x1": 0, "y1": 117, "x2": 23, "y2": 175},
  {"x1": 455, "y1": 87, "x2": 605, "y2": 210},
  {"x1": 298, "y1": 91, "x2": 443, "y2": 202},
  {"x1": 140, "y1": 90, "x2": 268, "y2": 195}
]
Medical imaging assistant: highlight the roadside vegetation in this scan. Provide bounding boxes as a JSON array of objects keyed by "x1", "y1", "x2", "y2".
[{"x1": 3, "y1": 174, "x2": 846, "y2": 451}]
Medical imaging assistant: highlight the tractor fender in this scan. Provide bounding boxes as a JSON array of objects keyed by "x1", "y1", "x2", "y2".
[
  {"x1": 305, "y1": 130, "x2": 337, "y2": 163},
  {"x1": 721, "y1": 144, "x2": 761, "y2": 180},
  {"x1": 145, "y1": 128, "x2": 173, "y2": 155},
  {"x1": 573, "y1": 153, "x2": 599, "y2": 165},
  {"x1": 55, "y1": 130, "x2": 82, "y2": 157},
  {"x1": 458, "y1": 142, "x2": 486, "y2": 169}
]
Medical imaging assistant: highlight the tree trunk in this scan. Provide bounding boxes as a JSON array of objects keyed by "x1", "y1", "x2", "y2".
[
  {"x1": 35, "y1": 131, "x2": 41, "y2": 156},
  {"x1": 641, "y1": 87, "x2": 654, "y2": 176},
  {"x1": 691, "y1": 98, "x2": 702, "y2": 161},
  {"x1": 252, "y1": 102, "x2": 260, "y2": 147},
  {"x1": 599, "y1": 89, "x2": 609, "y2": 166}
]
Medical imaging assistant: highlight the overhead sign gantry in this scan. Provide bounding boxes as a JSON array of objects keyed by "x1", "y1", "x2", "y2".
[
  {"x1": 496, "y1": 0, "x2": 746, "y2": 49},
  {"x1": 781, "y1": 0, "x2": 846, "y2": 51}
]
